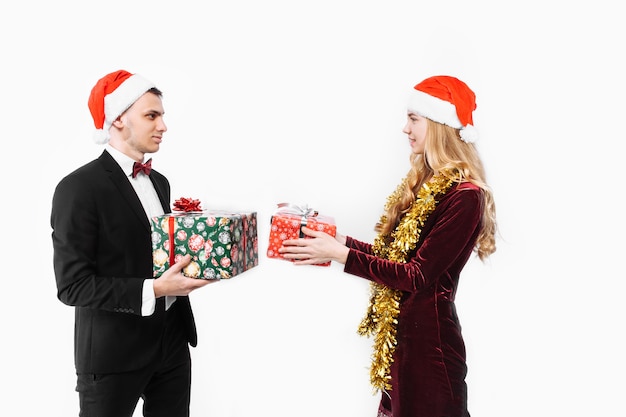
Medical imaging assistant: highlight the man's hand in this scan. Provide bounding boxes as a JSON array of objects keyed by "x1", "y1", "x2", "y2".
[{"x1": 153, "y1": 254, "x2": 217, "y2": 298}]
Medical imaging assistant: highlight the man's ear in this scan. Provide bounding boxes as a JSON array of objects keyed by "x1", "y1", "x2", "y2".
[{"x1": 112, "y1": 118, "x2": 124, "y2": 128}]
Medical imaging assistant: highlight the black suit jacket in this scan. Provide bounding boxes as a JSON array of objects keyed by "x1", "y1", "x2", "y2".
[{"x1": 51, "y1": 150, "x2": 197, "y2": 374}]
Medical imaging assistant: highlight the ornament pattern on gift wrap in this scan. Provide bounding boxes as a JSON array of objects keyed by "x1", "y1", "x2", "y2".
[
  {"x1": 152, "y1": 211, "x2": 259, "y2": 279},
  {"x1": 152, "y1": 214, "x2": 243, "y2": 279},
  {"x1": 242, "y1": 213, "x2": 259, "y2": 269}
]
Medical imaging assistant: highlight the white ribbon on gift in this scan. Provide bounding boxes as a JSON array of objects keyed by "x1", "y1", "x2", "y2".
[{"x1": 274, "y1": 203, "x2": 319, "y2": 236}]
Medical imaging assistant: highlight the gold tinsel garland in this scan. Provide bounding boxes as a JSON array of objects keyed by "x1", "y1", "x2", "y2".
[{"x1": 357, "y1": 169, "x2": 457, "y2": 392}]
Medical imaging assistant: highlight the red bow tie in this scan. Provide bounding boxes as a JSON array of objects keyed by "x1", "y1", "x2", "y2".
[{"x1": 132, "y1": 158, "x2": 152, "y2": 178}]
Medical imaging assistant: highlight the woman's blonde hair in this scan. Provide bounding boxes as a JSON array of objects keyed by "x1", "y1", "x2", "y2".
[{"x1": 380, "y1": 119, "x2": 497, "y2": 261}]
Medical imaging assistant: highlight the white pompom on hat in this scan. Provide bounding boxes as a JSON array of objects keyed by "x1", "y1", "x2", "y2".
[
  {"x1": 408, "y1": 75, "x2": 479, "y2": 143},
  {"x1": 87, "y1": 69, "x2": 156, "y2": 144}
]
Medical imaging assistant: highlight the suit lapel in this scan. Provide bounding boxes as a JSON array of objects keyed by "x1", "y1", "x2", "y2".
[
  {"x1": 98, "y1": 150, "x2": 152, "y2": 231},
  {"x1": 151, "y1": 176, "x2": 171, "y2": 215}
]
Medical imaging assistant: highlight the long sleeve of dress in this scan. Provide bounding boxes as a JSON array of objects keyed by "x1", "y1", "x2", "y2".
[
  {"x1": 343, "y1": 183, "x2": 482, "y2": 294},
  {"x1": 345, "y1": 236, "x2": 373, "y2": 254}
]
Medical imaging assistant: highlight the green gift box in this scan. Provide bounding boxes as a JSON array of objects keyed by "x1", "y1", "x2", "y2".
[{"x1": 151, "y1": 210, "x2": 258, "y2": 280}]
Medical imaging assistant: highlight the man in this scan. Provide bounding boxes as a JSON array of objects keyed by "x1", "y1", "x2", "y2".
[{"x1": 51, "y1": 69, "x2": 214, "y2": 417}]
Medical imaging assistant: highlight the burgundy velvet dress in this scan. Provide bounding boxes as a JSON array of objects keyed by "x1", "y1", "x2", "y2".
[{"x1": 344, "y1": 182, "x2": 482, "y2": 417}]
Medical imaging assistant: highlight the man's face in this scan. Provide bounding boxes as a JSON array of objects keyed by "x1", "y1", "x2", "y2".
[{"x1": 118, "y1": 92, "x2": 167, "y2": 156}]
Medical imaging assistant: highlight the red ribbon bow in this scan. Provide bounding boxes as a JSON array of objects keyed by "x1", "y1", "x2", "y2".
[
  {"x1": 173, "y1": 197, "x2": 203, "y2": 212},
  {"x1": 132, "y1": 158, "x2": 152, "y2": 178}
]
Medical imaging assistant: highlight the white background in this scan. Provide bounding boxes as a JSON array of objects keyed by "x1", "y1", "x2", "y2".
[{"x1": 1, "y1": 1, "x2": 624, "y2": 416}]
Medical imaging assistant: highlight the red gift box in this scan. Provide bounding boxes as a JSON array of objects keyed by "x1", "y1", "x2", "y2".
[{"x1": 266, "y1": 203, "x2": 336, "y2": 266}]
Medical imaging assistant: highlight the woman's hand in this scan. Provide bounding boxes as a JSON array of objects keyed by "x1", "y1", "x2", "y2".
[{"x1": 279, "y1": 226, "x2": 350, "y2": 265}]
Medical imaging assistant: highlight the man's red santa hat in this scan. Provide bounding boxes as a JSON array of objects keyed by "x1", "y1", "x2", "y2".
[{"x1": 87, "y1": 69, "x2": 156, "y2": 144}]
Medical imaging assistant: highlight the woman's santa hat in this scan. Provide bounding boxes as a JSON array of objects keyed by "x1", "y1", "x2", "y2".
[
  {"x1": 87, "y1": 69, "x2": 156, "y2": 144},
  {"x1": 408, "y1": 75, "x2": 479, "y2": 143}
]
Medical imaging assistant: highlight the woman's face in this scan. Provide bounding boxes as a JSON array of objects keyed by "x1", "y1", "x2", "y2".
[{"x1": 403, "y1": 112, "x2": 428, "y2": 154}]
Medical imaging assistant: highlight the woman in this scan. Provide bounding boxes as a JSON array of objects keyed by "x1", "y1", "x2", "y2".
[{"x1": 279, "y1": 75, "x2": 497, "y2": 417}]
